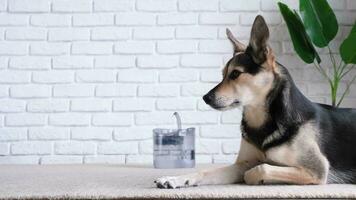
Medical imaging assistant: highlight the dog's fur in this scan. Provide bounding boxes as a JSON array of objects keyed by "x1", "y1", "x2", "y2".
[{"x1": 155, "y1": 15, "x2": 356, "y2": 188}]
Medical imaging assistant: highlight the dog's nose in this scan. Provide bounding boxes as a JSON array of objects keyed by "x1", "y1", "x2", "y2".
[{"x1": 203, "y1": 94, "x2": 214, "y2": 104}]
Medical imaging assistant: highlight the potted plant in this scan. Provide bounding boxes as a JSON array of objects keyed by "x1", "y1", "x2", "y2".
[{"x1": 278, "y1": 0, "x2": 356, "y2": 107}]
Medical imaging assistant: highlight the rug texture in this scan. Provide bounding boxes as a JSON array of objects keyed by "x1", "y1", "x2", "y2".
[{"x1": 0, "y1": 164, "x2": 356, "y2": 199}]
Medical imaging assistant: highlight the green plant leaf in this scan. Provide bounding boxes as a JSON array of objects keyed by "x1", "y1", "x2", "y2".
[
  {"x1": 278, "y1": 2, "x2": 319, "y2": 64},
  {"x1": 299, "y1": 0, "x2": 338, "y2": 48},
  {"x1": 340, "y1": 21, "x2": 356, "y2": 64}
]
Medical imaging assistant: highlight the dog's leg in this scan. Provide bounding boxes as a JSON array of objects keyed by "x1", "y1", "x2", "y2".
[
  {"x1": 244, "y1": 163, "x2": 325, "y2": 185},
  {"x1": 155, "y1": 139, "x2": 264, "y2": 189}
]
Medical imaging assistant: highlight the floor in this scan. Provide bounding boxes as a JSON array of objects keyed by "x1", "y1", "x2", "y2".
[{"x1": 1, "y1": 164, "x2": 356, "y2": 199}]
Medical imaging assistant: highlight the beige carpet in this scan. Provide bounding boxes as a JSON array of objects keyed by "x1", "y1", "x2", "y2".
[{"x1": 0, "y1": 164, "x2": 356, "y2": 199}]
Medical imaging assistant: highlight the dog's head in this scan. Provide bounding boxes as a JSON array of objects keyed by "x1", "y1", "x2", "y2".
[{"x1": 203, "y1": 15, "x2": 279, "y2": 110}]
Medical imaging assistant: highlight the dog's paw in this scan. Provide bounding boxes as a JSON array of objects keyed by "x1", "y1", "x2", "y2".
[
  {"x1": 154, "y1": 176, "x2": 192, "y2": 189},
  {"x1": 244, "y1": 164, "x2": 269, "y2": 185}
]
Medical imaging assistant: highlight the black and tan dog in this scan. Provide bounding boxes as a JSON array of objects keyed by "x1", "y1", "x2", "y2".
[{"x1": 155, "y1": 15, "x2": 356, "y2": 188}]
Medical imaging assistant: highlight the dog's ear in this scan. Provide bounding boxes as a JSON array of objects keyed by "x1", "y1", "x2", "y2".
[
  {"x1": 248, "y1": 15, "x2": 270, "y2": 64},
  {"x1": 226, "y1": 28, "x2": 245, "y2": 55}
]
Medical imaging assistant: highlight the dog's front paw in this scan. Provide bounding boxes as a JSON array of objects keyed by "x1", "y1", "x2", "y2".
[
  {"x1": 154, "y1": 176, "x2": 191, "y2": 189},
  {"x1": 244, "y1": 164, "x2": 270, "y2": 185}
]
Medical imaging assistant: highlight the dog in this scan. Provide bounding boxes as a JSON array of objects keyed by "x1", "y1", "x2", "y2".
[{"x1": 154, "y1": 15, "x2": 356, "y2": 189}]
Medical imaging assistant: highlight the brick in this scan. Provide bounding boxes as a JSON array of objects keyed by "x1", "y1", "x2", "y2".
[
  {"x1": 328, "y1": 0, "x2": 346, "y2": 10},
  {"x1": 220, "y1": 0, "x2": 259, "y2": 11},
  {"x1": 9, "y1": 57, "x2": 51, "y2": 70},
  {"x1": 348, "y1": 0, "x2": 356, "y2": 10},
  {"x1": 139, "y1": 140, "x2": 153, "y2": 154},
  {"x1": 196, "y1": 139, "x2": 220, "y2": 154},
  {"x1": 156, "y1": 98, "x2": 196, "y2": 110},
  {"x1": 0, "y1": 14, "x2": 28, "y2": 26},
  {"x1": 114, "y1": 127, "x2": 152, "y2": 141},
  {"x1": 0, "y1": 71, "x2": 30, "y2": 83},
  {"x1": 0, "y1": 0, "x2": 6, "y2": 11},
  {"x1": 27, "y1": 99, "x2": 69, "y2": 113},
  {"x1": 73, "y1": 14, "x2": 114, "y2": 26},
  {"x1": 10, "y1": 85, "x2": 51, "y2": 98},
  {"x1": 138, "y1": 85, "x2": 179, "y2": 97},
  {"x1": 71, "y1": 127, "x2": 112, "y2": 140},
  {"x1": 5, "y1": 28, "x2": 46, "y2": 40},
  {"x1": 30, "y1": 43, "x2": 69, "y2": 55},
  {"x1": 0, "y1": 128, "x2": 27, "y2": 141},
  {"x1": 76, "y1": 70, "x2": 116, "y2": 83},
  {"x1": 195, "y1": 155, "x2": 212, "y2": 164},
  {"x1": 95, "y1": 84, "x2": 136, "y2": 97},
  {"x1": 133, "y1": 27, "x2": 174, "y2": 40},
  {"x1": 11, "y1": 142, "x2": 51, "y2": 155},
  {"x1": 176, "y1": 27, "x2": 217, "y2": 39},
  {"x1": 118, "y1": 69, "x2": 157, "y2": 83},
  {"x1": 91, "y1": 27, "x2": 130, "y2": 41},
  {"x1": 199, "y1": 13, "x2": 238, "y2": 25},
  {"x1": 92, "y1": 113, "x2": 132, "y2": 126},
  {"x1": 52, "y1": 0, "x2": 92, "y2": 12},
  {"x1": 240, "y1": 13, "x2": 281, "y2": 26},
  {"x1": 97, "y1": 141, "x2": 138, "y2": 154},
  {"x1": 29, "y1": 127, "x2": 70, "y2": 140},
  {"x1": 137, "y1": 0, "x2": 176, "y2": 11},
  {"x1": 0, "y1": 100, "x2": 26, "y2": 113},
  {"x1": 181, "y1": 83, "x2": 216, "y2": 96},
  {"x1": 53, "y1": 84, "x2": 94, "y2": 97},
  {"x1": 32, "y1": 71, "x2": 74, "y2": 84},
  {"x1": 222, "y1": 139, "x2": 241, "y2": 154},
  {"x1": 115, "y1": 13, "x2": 155, "y2": 25},
  {"x1": 49, "y1": 113, "x2": 90, "y2": 126},
  {"x1": 159, "y1": 69, "x2": 198, "y2": 82},
  {"x1": 5, "y1": 114, "x2": 46, "y2": 126},
  {"x1": 84, "y1": 155, "x2": 125, "y2": 164},
  {"x1": 0, "y1": 85, "x2": 8, "y2": 97},
  {"x1": 115, "y1": 41, "x2": 154, "y2": 54},
  {"x1": 199, "y1": 40, "x2": 232, "y2": 53},
  {"x1": 72, "y1": 42, "x2": 113, "y2": 55},
  {"x1": 113, "y1": 98, "x2": 154, "y2": 111},
  {"x1": 0, "y1": 57, "x2": 8, "y2": 69},
  {"x1": 94, "y1": 0, "x2": 135, "y2": 12},
  {"x1": 221, "y1": 109, "x2": 243, "y2": 124},
  {"x1": 71, "y1": 99, "x2": 111, "y2": 112},
  {"x1": 157, "y1": 13, "x2": 197, "y2": 25},
  {"x1": 201, "y1": 125, "x2": 240, "y2": 138},
  {"x1": 0, "y1": 143, "x2": 9, "y2": 155},
  {"x1": 53, "y1": 56, "x2": 93, "y2": 69},
  {"x1": 41, "y1": 156, "x2": 83, "y2": 164},
  {"x1": 95, "y1": 56, "x2": 135, "y2": 68},
  {"x1": 55, "y1": 141, "x2": 96, "y2": 155},
  {"x1": 137, "y1": 55, "x2": 179, "y2": 68},
  {"x1": 157, "y1": 40, "x2": 197, "y2": 54},
  {"x1": 218, "y1": 26, "x2": 252, "y2": 40},
  {"x1": 179, "y1": 111, "x2": 218, "y2": 124},
  {"x1": 94, "y1": 0, "x2": 133, "y2": 11},
  {"x1": 0, "y1": 156, "x2": 39, "y2": 164},
  {"x1": 9, "y1": 0, "x2": 50, "y2": 12},
  {"x1": 0, "y1": 42, "x2": 27, "y2": 55},
  {"x1": 135, "y1": 112, "x2": 174, "y2": 125},
  {"x1": 181, "y1": 55, "x2": 222, "y2": 68},
  {"x1": 31, "y1": 14, "x2": 71, "y2": 26},
  {"x1": 126, "y1": 155, "x2": 153, "y2": 164},
  {"x1": 200, "y1": 69, "x2": 222, "y2": 83},
  {"x1": 49, "y1": 28, "x2": 90, "y2": 41},
  {"x1": 178, "y1": 0, "x2": 218, "y2": 11}
]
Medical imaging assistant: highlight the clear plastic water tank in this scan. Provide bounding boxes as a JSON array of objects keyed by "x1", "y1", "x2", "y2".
[{"x1": 153, "y1": 127, "x2": 195, "y2": 168}]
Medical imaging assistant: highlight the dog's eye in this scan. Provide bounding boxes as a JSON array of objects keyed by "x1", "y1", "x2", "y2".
[{"x1": 229, "y1": 70, "x2": 241, "y2": 80}]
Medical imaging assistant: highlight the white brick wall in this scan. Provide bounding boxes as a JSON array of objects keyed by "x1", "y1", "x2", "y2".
[{"x1": 0, "y1": 0, "x2": 355, "y2": 164}]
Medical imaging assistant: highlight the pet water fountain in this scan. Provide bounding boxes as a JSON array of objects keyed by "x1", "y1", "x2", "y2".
[{"x1": 153, "y1": 112, "x2": 195, "y2": 168}]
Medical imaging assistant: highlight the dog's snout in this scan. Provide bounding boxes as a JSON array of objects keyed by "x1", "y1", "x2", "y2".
[{"x1": 203, "y1": 93, "x2": 214, "y2": 104}]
